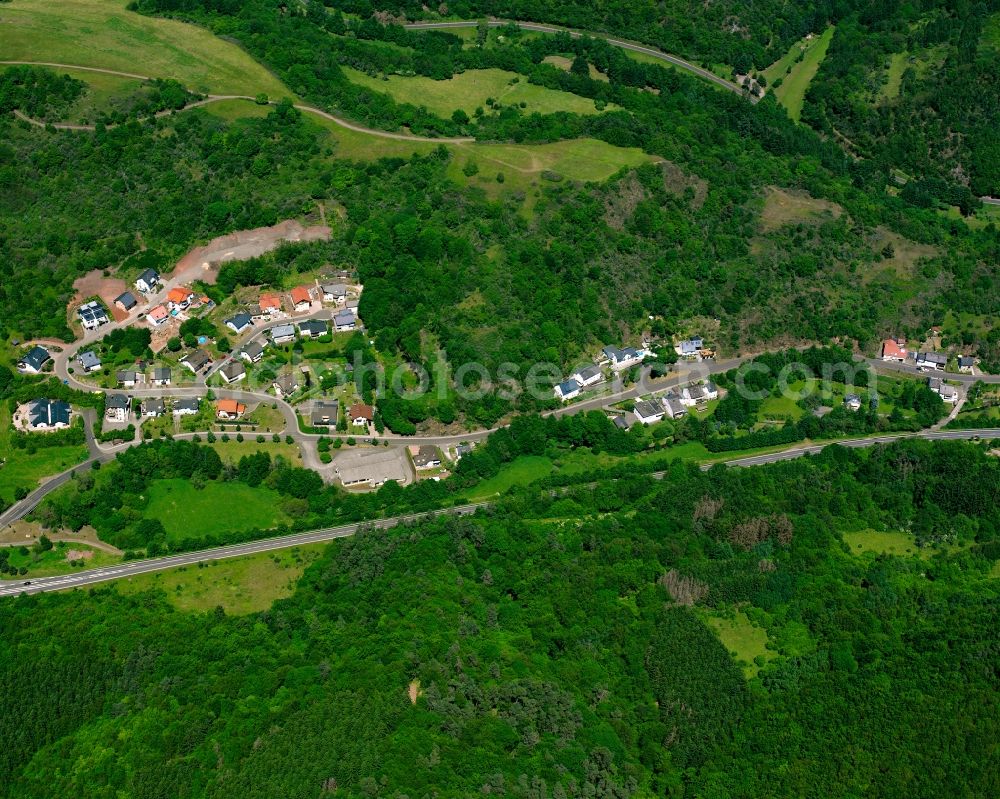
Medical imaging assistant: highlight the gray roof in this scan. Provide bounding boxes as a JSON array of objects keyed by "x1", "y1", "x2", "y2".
[
  {"x1": 557, "y1": 378, "x2": 580, "y2": 396},
  {"x1": 334, "y1": 310, "x2": 355, "y2": 325},
  {"x1": 106, "y1": 394, "x2": 130, "y2": 410},
  {"x1": 298, "y1": 319, "x2": 328, "y2": 336},
  {"x1": 115, "y1": 291, "x2": 138, "y2": 309},
  {"x1": 19, "y1": 345, "x2": 50, "y2": 371},
  {"x1": 29, "y1": 398, "x2": 70, "y2": 427},
  {"x1": 242, "y1": 341, "x2": 264, "y2": 359},
  {"x1": 679, "y1": 337, "x2": 703, "y2": 353},
  {"x1": 844, "y1": 393, "x2": 861, "y2": 404},
  {"x1": 575, "y1": 364, "x2": 601, "y2": 382},
  {"x1": 612, "y1": 415, "x2": 628, "y2": 429},
  {"x1": 222, "y1": 360, "x2": 246, "y2": 380},
  {"x1": 274, "y1": 373, "x2": 299, "y2": 394},
  {"x1": 77, "y1": 301, "x2": 108, "y2": 325},
  {"x1": 116, "y1": 370, "x2": 137, "y2": 382},
  {"x1": 686, "y1": 384, "x2": 707, "y2": 400},
  {"x1": 225, "y1": 312, "x2": 253, "y2": 330},
  {"x1": 153, "y1": 367, "x2": 171, "y2": 381},
  {"x1": 322, "y1": 283, "x2": 347, "y2": 296},
  {"x1": 918, "y1": 351, "x2": 947, "y2": 365},
  {"x1": 412, "y1": 445, "x2": 441, "y2": 467},
  {"x1": 78, "y1": 350, "x2": 101, "y2": 370},
  {"x1": 270, "y1": 323, "x2": 296, "y2": 339},
  {"x1": 173, "y1": 398, "x2": 200, "y2": 412},
  {"x1": 633, "y1": 399, "x2": 663, "y2": 420},
  {"x1": 310, "y1": 400, "x2": 339, "y2": 426},
  {"x1": 137, "y1": 268, "x2": 159, "y2": 285},
  {"x1": 958, "y1": 356, "x2": 974, "y2": 367},
  {"x1": 183, "y1": 350, "x2": 210, "y2": 369},
  {"x1": 663, "y1": 397, "x2": 687, "y2": 417},
  {"x1": 142, "y1": 398, "x2": 165, "y2": 415}
]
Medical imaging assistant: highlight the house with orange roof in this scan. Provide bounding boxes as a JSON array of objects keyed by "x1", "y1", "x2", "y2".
[
  {"x1": 881, "y1": 338, "x2": 907, "y2": 362},
  {"x1": 167, "y1": 286, "x2": 195, "y2": 310},
  {"x1": 259, "y1": 293, "x2": 282, "y2": 314},
  {"x1": 147, "y1": 304, "x2": 170, "y2": 327},
  {"x1": 290, "y1": 286, "x2": 312, "y2": 311},
  {"x1": 216, "y1": 398, "x2": 246, "y2": 420}
]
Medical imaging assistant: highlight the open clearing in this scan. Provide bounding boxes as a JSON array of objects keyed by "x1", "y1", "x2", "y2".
[
  {"x1": 0, "y1": 0, "x2": 290, "y2": 96},
  {"x1": 843, "y1": 529, "x2": 921, "y2": 557},
  {"x1": 4, "y1": 541, "x2": 119, "y2": 577},
  {"x1": 542, "y1": 55, "x2": 609, "y2": 82},
  {"x1": 116, "y1": 544, "x2": 325, "y2": 613},
  {"x1": 144, "y1": 478, "x2": 291, "y2": 542},
  {"x1": 762, "y1": 26, "x2": 834, "y2": 121},
  {"x1": 759, "y1": 186, "x2": 843, "y2": 231},
  {"x1": 341, "y1": 66, "x2": 613, "y2": 117},
  {"x1": 702, "y1": 610, "x2": 775, "y2": 678}
]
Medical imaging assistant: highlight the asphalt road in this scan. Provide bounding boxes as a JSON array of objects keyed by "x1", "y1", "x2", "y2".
[{"x1": 3, "y1": 427, "x2": 996, "y2": 598}]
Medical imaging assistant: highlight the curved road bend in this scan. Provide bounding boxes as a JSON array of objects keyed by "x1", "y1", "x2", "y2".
[{"x1": 2, "y1": 427, "x2": 997, "y2": 597}]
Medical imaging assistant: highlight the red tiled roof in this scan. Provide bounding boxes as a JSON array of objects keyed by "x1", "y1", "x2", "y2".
[
  {"x1": 882, "y1": 339, "x2": 906, "y2": 359},
  {"x1": 290, "y1": 286, "x2": 311, "y2": 305},
  {"x1": 350, "y1": 403, "x2": 374, "y2": 421}
]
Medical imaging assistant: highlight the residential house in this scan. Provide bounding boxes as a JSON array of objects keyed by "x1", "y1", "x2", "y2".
[
  {"x1": 152, "y1": 367, "x2": 171, "y2": 386},
  {"x1": 662, "y1": 394, "x2": 687, "y2": 419},
  {"x1": 224, "y1": 312, "x2": 253, "y2": 335},
  {"x1": 28, "y1": 398, "x2": 71, "y2": 430},
  {"x1": 17, "y1": 345, "x2": 50, "y2": 374},
  {"x1": 322, "y1": 283, "x2": 347, "y2": 304},
  {"x1": 270, "y1": 324, "x2": 296, "y2": 344},
  {"x1": 334, "y1": 310, "x2": 356, "y2": 332},
  {"x1": 554, "y1": 378, "x2": 581, "y2": 401},
  {"x1": 220, "y1": 360, "x2": 246, "y2": 384},
  {"x1": 115, "y1": 291, "x2": 138, "y2": 312},
  {"x1": 927, "y1": 377, "x2": 958, "y2": 403},
  {"x1": 77, "y1": 350, "x2": 102, "y2": 373},
  {"x1": 105, "y1": 394, "x2": 132, "y2": 423},
  {"x1": 881, "y1": 338, "x2": 907, "y2": 362},
  {"x1": 181, "y1": 349, "x2": 211, "y2": 374},
  {"x1": 259, "y1": 293, "x2": 282, "y2": 315},
  {"x1": 166, "y1": 286, "x2": 195, "y2": 310},
  {"x1": 844, "y1": 393, "x2": 862, "y2": 411},
  {"x1": 298, "y1": 319, "x2": 328, "y2": 339},
  {"x1": 350, "y1": 403, "x2": 374, "y2": 427},
  {"x1": 247, "y1": 303, "x2": 266, "y2": 322},
  {"x1": 141, "y1": 398, "x2": 165, "y2": 417},
  {"x1": 290, "y1": 286, "x2": 312, "y2": 311},
  {"x1": 147, "y1": 304, "x2": 170, "y2": 327},
  {"x1": 410, "y1": 445, "x2": 442, "y2": 470},
  {"x1": 310, "y1": 400, "x2": 339, "y2": 427},
  {"x1": 77, "y1": 300, "x2": 109, "y2": 330},
  {"x1": 571, "y1": 364, "x2": 603, "y2": 387},
  {"x1": 675, "y1": 337, "x2": 703, "y2": 357},
  {"x1": 116, "y1": 370, "x2": 139, "y2": 388},
  {"x1": 135, "y1": 268, "x2": 160, "y2": 294},
  {"x1": 611, "y1": 414, "x2": 629, "y2": 430},
  {"x1": 633, "y1": 399, "x2": 664, "y2": 424},
  {"x1": 240, "y1": 342, "x2": 265, "y2": 364},
  {"x1": 602, "y1": 345, "x2": 644, "y2": 370},
  {"x1": 273, "y1": 373, "x2": 299, "y2": 398},
  {"x1": 681, "y1": 384, "x2": 708, "y2": 407},
  {"x1": 958, "y1": 356, "x2": 975, "y2": 374},
  {"x1": 172, "y1": 397, "x2": 200, "y2": 416},
  {"x1": 216, "y1": 398, "x2": 246, "y2": 420},
  {"x1": 456, "y1": 443, "x2": 473, "y2": 458},
  {"x1": 915, "y1": 351, "x2": 947, "y2": 370}
]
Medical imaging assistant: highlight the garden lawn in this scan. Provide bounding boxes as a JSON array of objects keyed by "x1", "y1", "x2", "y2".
[
  {"x1": 0, "y1": 0, "x2": 291, "y2": 96},
  {"x1": 0, "y1": 406, "x2": 88, "y2": 505},
  {"x1": 144, "y1": 478, "x2": 290, "y2": 542}
]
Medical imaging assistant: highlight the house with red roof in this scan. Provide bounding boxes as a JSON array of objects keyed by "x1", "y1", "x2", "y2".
[{"x1": 881, "y1": 338, "x2": 907, "y2": 362}]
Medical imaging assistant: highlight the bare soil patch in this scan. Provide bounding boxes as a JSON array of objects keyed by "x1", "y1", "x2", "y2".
[
  {"x1": 65, "y1": 548, "x2": 95, "y2": 562},
  {"x1": 661, "y1": 161, "x2": 708, "y2": 208},
  {"x1": 67, "y1": 270, "x2": 129, "y2": 323},
  {"x1": 170, "y1": 220, "x2": 332, "y2": 284},
  {"x1": 760, "y1": 187, "x2": 843, "y2": 232}
]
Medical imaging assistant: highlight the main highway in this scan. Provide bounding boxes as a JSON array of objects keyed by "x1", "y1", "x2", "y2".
[{"x1": 2, "y1": 426, "x2": 996, "y2": 597}]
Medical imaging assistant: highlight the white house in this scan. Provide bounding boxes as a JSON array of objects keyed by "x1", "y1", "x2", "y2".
[
  {"x1": 77, "y1": 350, "x2": 102, "y2": 373},
  {"x1": 571, "y1": 364, "x2": 603, "y2": 387},
  {"x1": 633, "y1": 399, "x2": 664, "y2": 424},
  {"x1": 334, "y1": 310, "x2": 356, "y2": 332},
  {"x1": 554, "y1": 378, "x2": 581, "y2": 401},
  {"x1": 105, "y1": 394, "x2": 131, "y2": 423},
  {"x1": 881, "y1": 338, "x2": 907, "y2": 362},
  {"x1": 662, "y1": 394, "x2": 687, "y2": 419},
  {"x1": 675, "y1": 337, "x2": 703, "y2": 357},
  {"x1": 224, "y1": 312, "x2": 253, "y2": 335},
  {"x1": 844, "y1": 393, "x2": 862, "y2": 411},
  {"x1": 240, "y1": 342, "x2": 265, "y2": 363},
  {"x1": 152, "y1": 367, "x2": 171, "y2": 386},
  {"x1": 77, "y1": 300, "x2": 109, "y2": 331},
  {"x1": 220, "y1": 360, "x2": 246, "y2": 384},
  {"x1": 602, "y1": 345, "x2": 644, "y2": 370},
  {"x1": 958, "y1": 356, "x2": 975, "y2": 374},
  {"x1": 915, "y1": 351, "x2": 947, "y2": 370},
  {"x1": 135, "y1": 268, "x2": 160, "y2": 294},
  {"x1": 116, "y1": 370, "x2": 140, "y2": 388},
  {"x1": 28, "y1": 398, "x2": 71, "y2": 431},
  {"x1": 270, "y1": 324, "x2": 296, "y2": 344},
  {"x1": 172, "y1": 398, "x2": 200, "y2": 416},
  {"x1": 681, "y1": 385, "x2": 707, "y2": 407},
  {"x1": 17, "y1": 345, "x2": 50, "y2": 374},
  {"x1": 322, "y1": 283, "x2": 347, "y2": 304},
  {"x1": 141, "y1": 398, "x2": 165, "y2": 417},
  {"x1": 928, "y1": 377, "x2": 958, "y2": 403},
  {"x1": 298, "y1": 319, "x2": 328, "y2": 339},
  {"x1": 147, "y1": 304, "x2": 170, "y2": 327}
]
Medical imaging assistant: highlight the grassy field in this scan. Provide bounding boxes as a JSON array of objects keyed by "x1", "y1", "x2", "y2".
[
  {"x1": 5, "y1": 541, "x2": 119, "y2": 577},
  {"x1": 0, "y1": 405, "x2": 89, "y2": 505},
  {"x1": 144, "y1": 478, "x2": 290, "y2": 541},
  {"x1": 702, "y1": 610, "x2": 775, "y2": 678},
  {"x1": 461, "y1": 455, "x2": 554, "y2": 501},
  {"x1": 880, "y1": 52, "x2": 908, "y2": 101},
  {"x1": 116, "y1": 544, "x2": 325, "y2": 614},
  {"x1": 207, "y1": 439, "x2": 303, "y2": 466},
  {"x1": 843, "y1": 529, "x2": 921, "y2": 557},
  {"x1": 762, "y1": 26, "x2": 834, "y2": 121},
  {"x1": 201, "y1": 100, "x2": 655, "y2": 196},
  {"x1": 0, "y1": 0, "x2": 291, "y2": 96},
  {"x1": 542, "y1": 55, "x2": 609, "y2": 82},
  {"x1": 342, "y1": 66, "x2": 612, "y2": 117},
  {"x1": 984, "y1": 12, "x2": 1000, "y2": 51}
]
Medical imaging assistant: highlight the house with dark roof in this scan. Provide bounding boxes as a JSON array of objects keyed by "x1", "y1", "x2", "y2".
[
  {"x1": 172, "y1": 397, "x2": 200, "y2": 416},
  {"x1": 141, "y1": 398, "x2": 165, "y2": 417},
  {"x1": 77, "y1": 350, "x2": 102, "y2": 373},
  {"x1": 17, "y1": 345, "x2": 50, "y2": 374},
  {"x1": 105, "y1": 394, "x2": 132, "y2": 422},
  {"x1": 116, "y1": 370, "x2": 140, "y2": 388},
  {"x1": 554, "y1": 378, "x2": 581, "y2": 401},
  {"x1": 135, "y1": 268, "x2": 160, "y2": 293},
  {"x1": 77, "y1": 300, "x2": 109, "y2": 330},
  {"x1": 844, "y1": 393, "x2": 862, "y2": 411},
  {"x1": 115, "y1": 291, "x2": 138, "y2": 312},
  {"x1": 273, "y1": 373, "x2": 299, "y2": 398},
  {"x1": 681, "y1": 384, "x2": 708, "y2": 407},
  {"x1": 221, "y1": 360, "x2": 246, "y2": 384},
  {"x1": 958, "y1": 356, "x2": 975, "y2": 373},
  {"x1": 310, "y1": 400, "x2": 339, "y2": 427},
  {"x1": 322, "y1": 283, "x2": 347, "y2": 303},
  {"x1": 915, "y1": 351, "x2": 947, "y2": 370},
  {"x1": 270, "y1": 324, "x2": 296, "y2": 344},
  {"x1": 298, "y1": 319, "x2": 328, "y2": 339},
  {"x1": 334, "y1": 310, "x2": 356, "y2": 331},
  {"x1": 28, "y1": 399, "x2": 71, "y2": 430},
  {"x1": 181, "y1": 350, "x2": 211, "y2": 373},
  {"x1": 571, "y1": 364, "x2": 603, "y2": 387},
  {"x1": 240, "y1": 341, "x2": 265, "y2": 363},
  {"x1": 662, "y1": 393, "x2": 687, "y2": 419},
  {"x1": 633, "y1": 399, "x2": 664, "y2": 424},
  {"x1": 410, "y1": 445, "x2": 442, "y2": 470},
  {"x1": 152, "y1": 367, "x2": 171, "y2": 386},
  {"x1": 224, "y1": 312, "x2": 253, "y2": 335},
  {"x1": 602, "y1": 345, "x2": 644, "y2": 370}
]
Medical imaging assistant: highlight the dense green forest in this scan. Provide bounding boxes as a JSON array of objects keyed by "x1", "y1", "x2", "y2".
[{"x1": 2, "y1": 439, "x2": 998, "y2": 797}]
